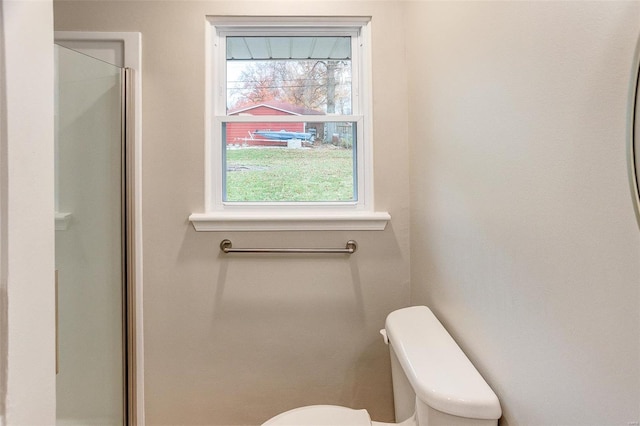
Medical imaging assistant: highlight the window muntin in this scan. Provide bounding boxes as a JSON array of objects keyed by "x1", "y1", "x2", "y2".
[{"x1": 209, "y1": 18, "x2": 371, "y2": 215}]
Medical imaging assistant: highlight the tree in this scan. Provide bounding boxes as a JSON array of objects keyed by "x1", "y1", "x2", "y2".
[{"x1": 228, "y1": 59, "x2": 351, "y2": 115}]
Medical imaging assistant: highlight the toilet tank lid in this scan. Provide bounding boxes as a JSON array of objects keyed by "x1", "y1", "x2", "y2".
[{"x1": 385, "y1": 306, "x2": 502, "y2": 420}]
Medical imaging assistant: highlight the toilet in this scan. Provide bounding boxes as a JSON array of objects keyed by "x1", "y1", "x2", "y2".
[{"x1": 262, "y1": 306, "x2": 502, "y2": 426}]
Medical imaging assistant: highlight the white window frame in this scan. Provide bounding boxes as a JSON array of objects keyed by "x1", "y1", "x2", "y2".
[{"x1": 190, "y1": 16, "x2": 390, "y2": 231}]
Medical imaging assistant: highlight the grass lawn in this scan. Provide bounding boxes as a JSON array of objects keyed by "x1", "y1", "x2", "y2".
[{"x1": 225, "y1": 146, "x2": 355, "y2": 202}]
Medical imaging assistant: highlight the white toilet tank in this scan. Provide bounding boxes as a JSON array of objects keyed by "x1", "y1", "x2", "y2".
[{"x1": 384, "y1": 306, "x2": 502, "y2": 426}]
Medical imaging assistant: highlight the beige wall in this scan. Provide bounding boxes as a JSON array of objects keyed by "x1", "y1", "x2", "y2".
[
  {"x1": 406, "y1": 2, "x2": 640, "y2": 425},
  {"x1": 54, "y1": 1, "x2": 410, "y2": 424},
  {"x1": 53, "y1": 1, "x2": 640, "y2": 425}
]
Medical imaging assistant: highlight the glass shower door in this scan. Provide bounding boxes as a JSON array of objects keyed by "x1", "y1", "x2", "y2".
[{"x1": 54, "y1": 44, "x2": 125, "y2": 425}]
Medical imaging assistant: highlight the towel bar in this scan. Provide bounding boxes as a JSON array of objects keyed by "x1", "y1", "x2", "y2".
[{"x1": 219, "y1": 239, "x2": 357, "y2": 254}]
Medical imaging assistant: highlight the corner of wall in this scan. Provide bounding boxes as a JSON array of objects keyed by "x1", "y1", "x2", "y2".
[
  {"x1": 1, "y1": 0, "x2": 56, "y2": 424},
  {"x1": 0, "y1": 0, "x2": 9, "y2": 421}
]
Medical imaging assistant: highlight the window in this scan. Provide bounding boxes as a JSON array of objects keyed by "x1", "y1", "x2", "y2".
[{"x1": 190, "y1": 17, "x2": 390, "y2": 231}]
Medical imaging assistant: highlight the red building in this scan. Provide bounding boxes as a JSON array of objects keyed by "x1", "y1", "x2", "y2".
[{"x1": 226, "y1": 101, "x2": 324, "y2": 147}]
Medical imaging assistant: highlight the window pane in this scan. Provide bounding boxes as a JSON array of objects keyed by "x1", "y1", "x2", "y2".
[
  {"x1": 227, "y1": 59, "x2": 352, "y2": 114},
  {"x1": 222, "y1": 121, "x2": 357, "y2": 202}
]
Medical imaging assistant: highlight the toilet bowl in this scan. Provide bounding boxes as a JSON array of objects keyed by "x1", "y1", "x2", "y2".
[
  {"x1": 262, "y1": 404, "x2": 417, "y2": 426},
  {"x1": 262, "y1": 306, "x2": 502, "y2": 426}
]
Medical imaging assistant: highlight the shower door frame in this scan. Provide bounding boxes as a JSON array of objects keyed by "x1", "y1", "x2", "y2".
[{"x1": 55, "y1": 32, "x2": 144, "y2": 426}]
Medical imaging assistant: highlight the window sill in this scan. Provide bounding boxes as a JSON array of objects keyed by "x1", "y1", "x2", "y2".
[{"x1": 189, "y1": 211, "x2": 391, "y2": 231}]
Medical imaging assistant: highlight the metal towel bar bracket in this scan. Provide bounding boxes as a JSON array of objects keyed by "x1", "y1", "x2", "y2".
[{"x1": 219, "y1": 239, "x2": 357, "y2": 254}]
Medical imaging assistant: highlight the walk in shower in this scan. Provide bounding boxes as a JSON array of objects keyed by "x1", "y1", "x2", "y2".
[{"x1": 54, "y1": 44, "x2": 131, "y2": 425}]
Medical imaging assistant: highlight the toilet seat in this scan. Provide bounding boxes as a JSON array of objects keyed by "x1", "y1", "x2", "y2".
[{"x1": 262, "y1": 405, "x2": 371, "y2": 426}]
